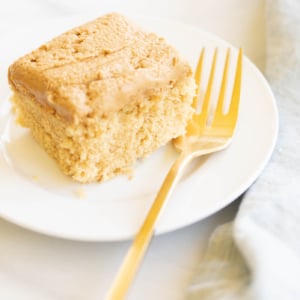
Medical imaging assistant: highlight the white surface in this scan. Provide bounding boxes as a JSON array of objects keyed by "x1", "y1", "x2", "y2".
[
  {"x1": 0, "y1": 0, "x2": 267, "y2": 299},
  {"x1": 0, "y1": 15, "x2": 277, "y2": 242},
  {"x1": 0, "y1": 203, "x2": 241, "y2": 300}
]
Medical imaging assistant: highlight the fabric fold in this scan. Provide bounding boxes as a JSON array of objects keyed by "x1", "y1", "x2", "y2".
[{"x1": 188, "y1": 0, "x2": 300, "y2": 299}]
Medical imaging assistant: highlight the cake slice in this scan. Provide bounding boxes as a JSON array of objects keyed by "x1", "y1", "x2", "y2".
[{"x1": 8, "y1": 13, "x2": 195, "y2": 183}]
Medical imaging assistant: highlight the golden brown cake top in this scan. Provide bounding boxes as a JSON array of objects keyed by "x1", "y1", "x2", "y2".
[{"x1": 8, "y1": 13, "x2": 192, "y2": 122}]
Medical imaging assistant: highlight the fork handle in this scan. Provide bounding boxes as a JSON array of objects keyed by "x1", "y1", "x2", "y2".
[{"x1": 106, "y1": 152, "x2": 191, "y2": 300}]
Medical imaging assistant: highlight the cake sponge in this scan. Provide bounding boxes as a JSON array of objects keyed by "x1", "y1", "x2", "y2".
[{"x1": 8, "y1": 13, "x2": 195, "y2": 183}]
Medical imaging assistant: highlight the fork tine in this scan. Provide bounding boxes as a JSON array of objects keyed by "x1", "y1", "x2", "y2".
[
  {"x1": 211, "y1": 48, "x2": 242, "y2": 134},
  {"x1": 186, "y1": 48, "x2": 205, "y2": 135},
  {"x1": 198, "y1": 48, "x2": 218, "y2": 123},
  {"x1": 214, "y1": 48, "x2": 230, "y2": 118},
  {"x1": 191, "y1": 48, "x2": 205, "y2": 109},
  {"x1": 227, "y1": 48, "x2": 243, "y2": 125},
  {"x1": 188, "y1": 48, "x2": 218, "y2": 136}
]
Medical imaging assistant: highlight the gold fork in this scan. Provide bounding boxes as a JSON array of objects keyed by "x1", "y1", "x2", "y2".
[{"x1": 106, "y1": 48, "x2": 243, "y2": 300}]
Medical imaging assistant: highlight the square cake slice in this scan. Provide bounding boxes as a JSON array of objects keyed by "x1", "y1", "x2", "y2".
[{"x1": 8, "y1": 13, "x2": 195, "y2": 183}]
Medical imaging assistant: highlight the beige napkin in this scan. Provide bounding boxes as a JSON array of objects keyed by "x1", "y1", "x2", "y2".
[{"x1": 187, "y1": 0, "x2": 300, "y2": 299}]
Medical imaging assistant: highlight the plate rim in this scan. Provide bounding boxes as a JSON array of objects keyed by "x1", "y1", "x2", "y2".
[{"x1": 0, "y1": 14, "x2": 278, "y2": 241}]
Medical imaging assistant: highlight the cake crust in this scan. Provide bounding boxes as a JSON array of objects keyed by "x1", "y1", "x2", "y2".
[{"x1": 9, "y1": 13, "x2": 192, "y2": 123}]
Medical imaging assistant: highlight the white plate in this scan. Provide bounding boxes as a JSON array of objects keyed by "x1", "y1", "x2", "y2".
[{"x1": 0, "y1": 15, "x2": 278, "y2": 241}]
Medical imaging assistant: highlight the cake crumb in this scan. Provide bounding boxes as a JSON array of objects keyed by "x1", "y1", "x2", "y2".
[
  {"x1": 75, "y1": 188, "x2": 86, "y2": 199},
  {"x1": 127, "y1": 172, "x2": 134, "y2": 180},
  {"x1": 32, "y1": 175, "x2": 39, "y2": 182}
]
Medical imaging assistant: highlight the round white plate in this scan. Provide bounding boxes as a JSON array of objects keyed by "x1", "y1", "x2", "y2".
[{"x1": 0, "y1": 15, "x2": 278, "y2": 241}]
